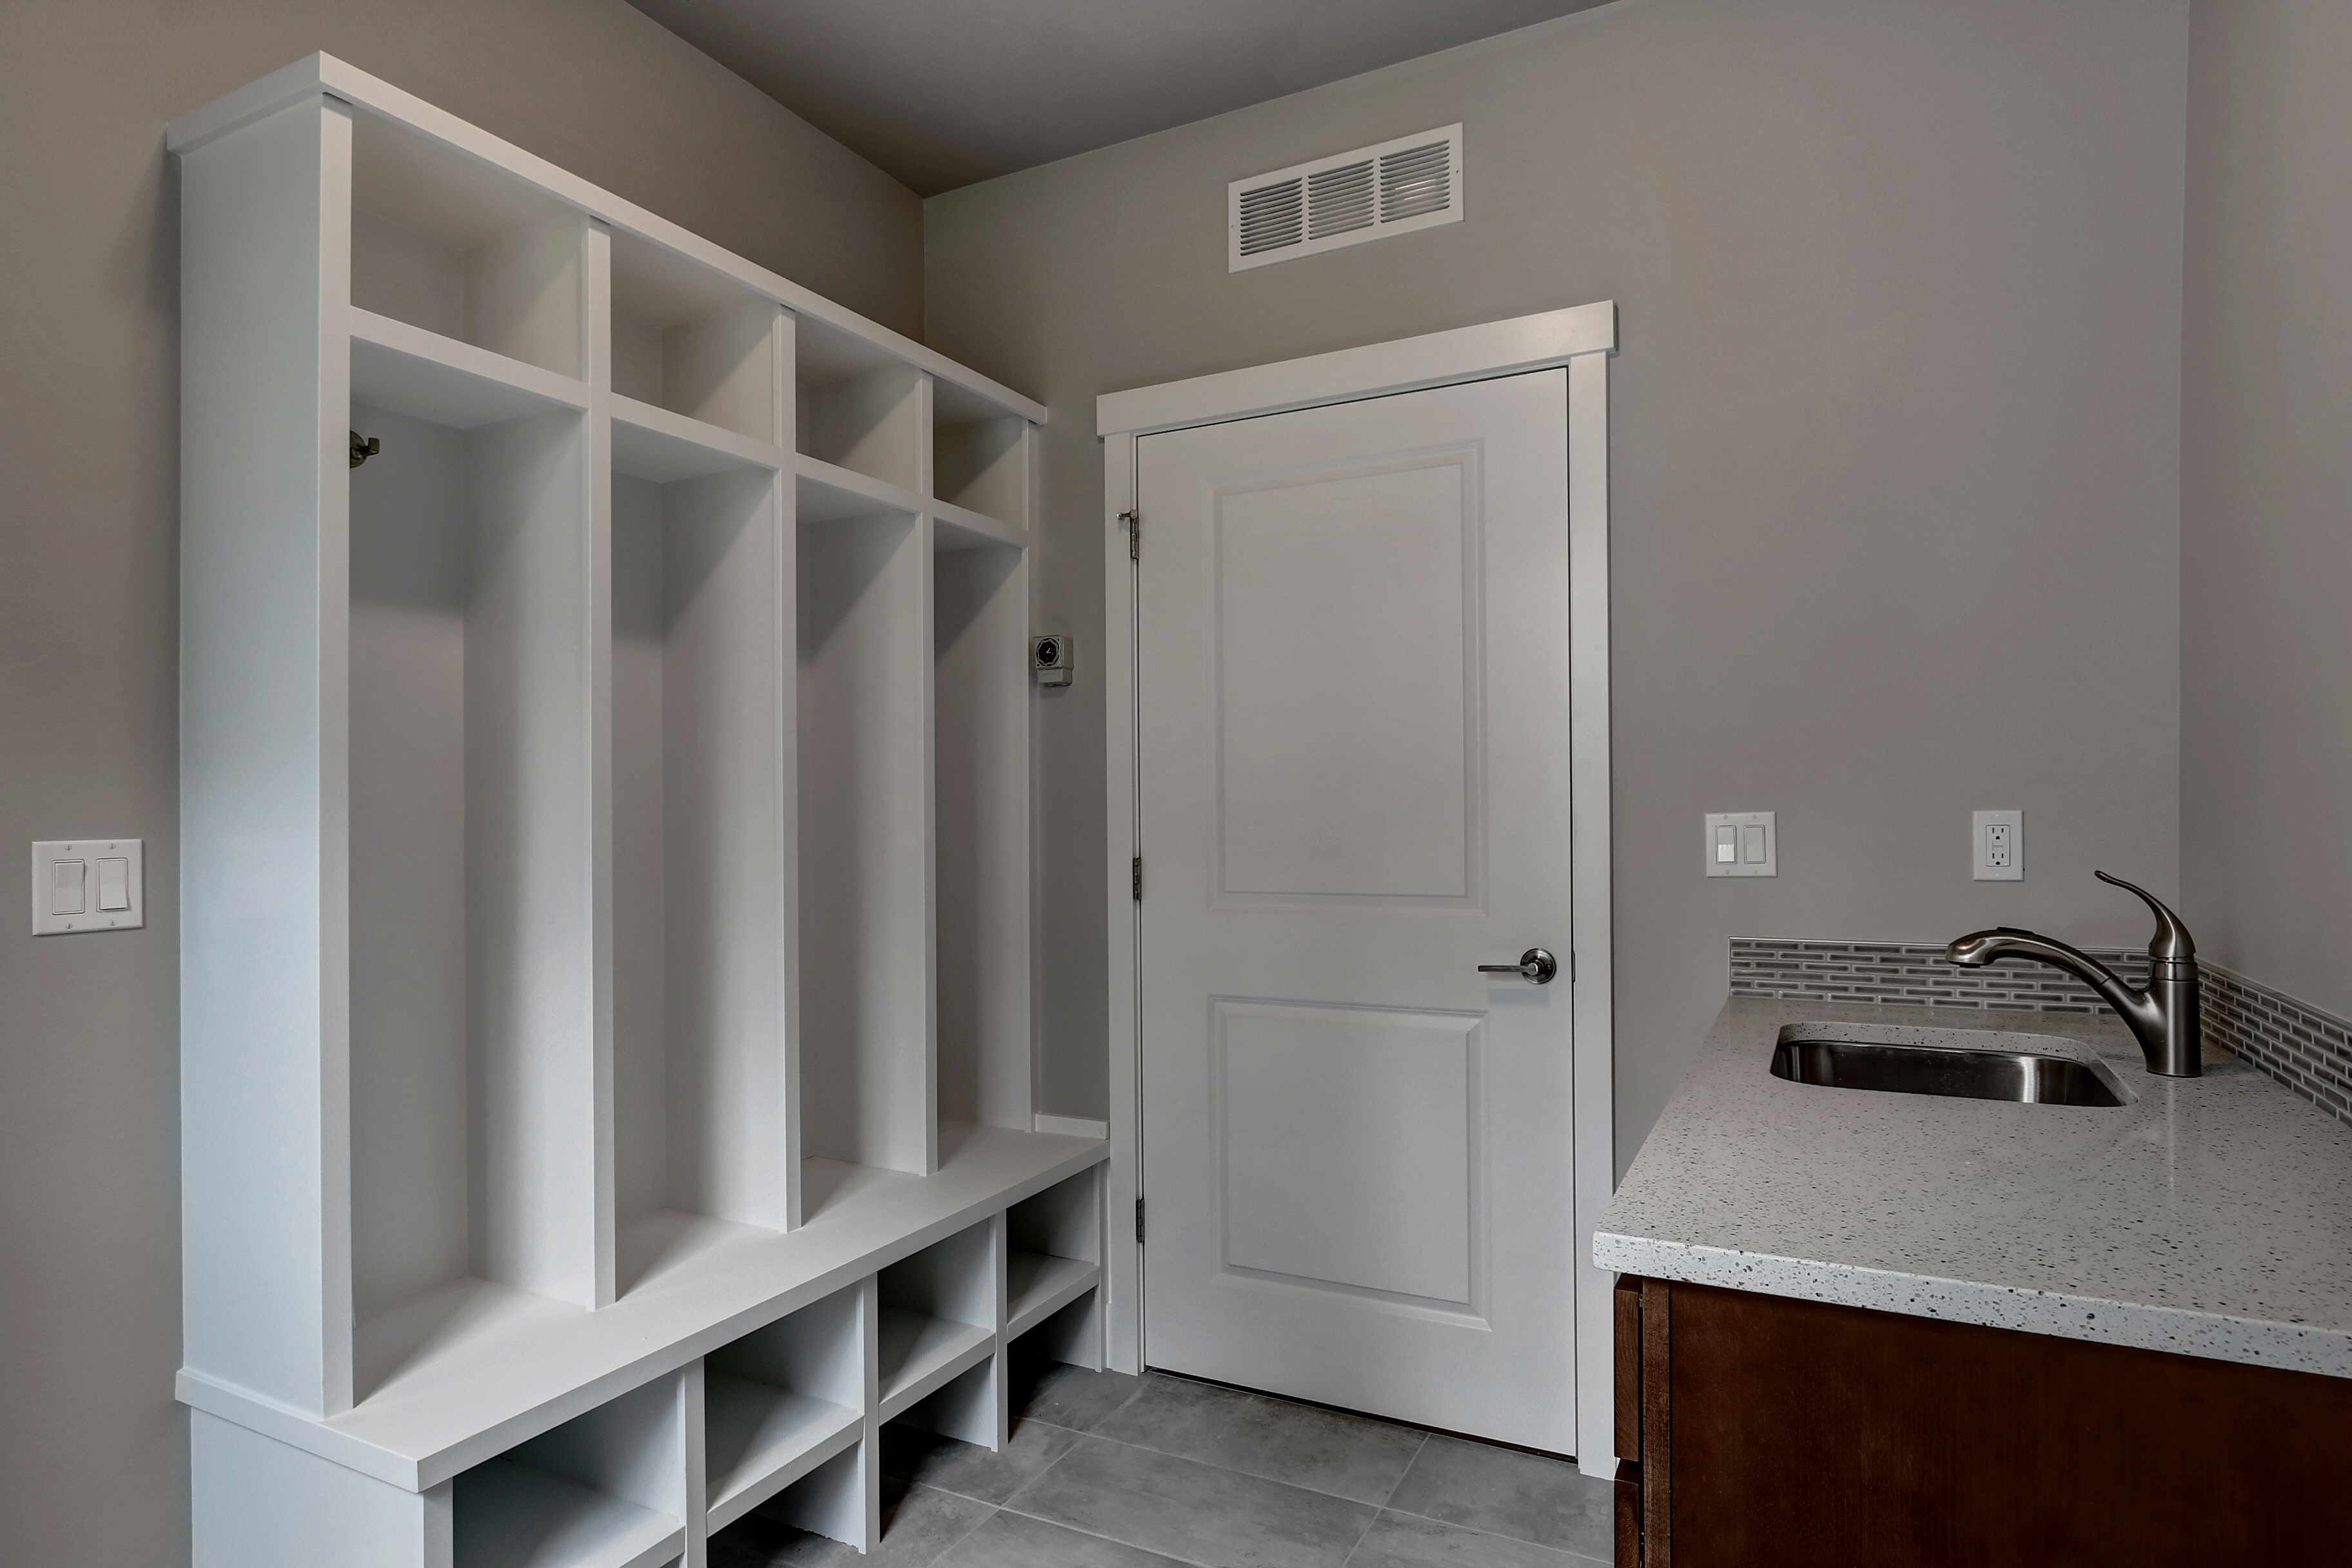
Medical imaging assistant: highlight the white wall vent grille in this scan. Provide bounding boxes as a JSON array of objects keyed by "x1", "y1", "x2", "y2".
[{"x1": 1228, "y1": 124, "x2": 1463, "y2": 271}]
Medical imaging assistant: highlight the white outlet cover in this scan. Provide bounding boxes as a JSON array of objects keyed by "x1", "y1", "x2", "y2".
[
  {"x1": 33, "y1": 839, "x2": 144, "y2": 935},
  {"x1": 1972, "y1": 810, "x2": 2023, "y2": 881},
  {"x1": 1704, "y1": 812, "x2": 1776, "y2": 877}
]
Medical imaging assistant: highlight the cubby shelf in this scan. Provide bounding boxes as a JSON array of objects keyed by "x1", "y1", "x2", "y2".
[
  {"x1": 876, "y1": 1312, "x2": 995, "y2": 1421},
  {"x1": 611, "y1": 393, "x2": 786, "y2": 482},
  {"x1": 931, "y1": 495, "x2": 1029, "y2": 551},
  {"x1": 453, "y1": 1459, "x2": 682, "y2": 1568},
  {"x1": 794, "y1": 450, "x2": 922, "y2": 523},
  {"x1": 177, "y1": 53, "x2": 1076, "y2": 1568},
  {"x1": 703, "y1": 1377, "x2": 861, "y2": 1531},
  {"x1": 1006, "y1": 1253, "x2": 1101, "y2": 1340},
  {"x1": 351, "y1": 307, "x2": 590, "y2": 425}
]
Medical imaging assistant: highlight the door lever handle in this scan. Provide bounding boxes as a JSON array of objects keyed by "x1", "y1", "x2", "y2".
[{"x1": 1477, "y1": 948, "x2": 1558, "y2": 985}]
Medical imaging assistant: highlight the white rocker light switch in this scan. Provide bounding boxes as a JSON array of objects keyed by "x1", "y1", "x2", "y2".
[{"x1": 33, "y1": 839, "x2": 143, "y2": 934}]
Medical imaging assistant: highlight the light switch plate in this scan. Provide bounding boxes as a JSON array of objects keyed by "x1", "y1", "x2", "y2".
[
  {"x1": 1972, "y1": 810, "x2": 2023, "y2": 881},
  {"x1": 1704, "y1": 812, "x2": 1776, "y2": 877},
  {"x1": 33, "y1": 839, "x2": 144, "y2": 934}
]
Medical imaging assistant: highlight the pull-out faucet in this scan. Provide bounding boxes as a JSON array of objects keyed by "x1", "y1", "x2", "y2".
[{"x1": 1945, "y1": 870, "x2": 2201, "y2": 1077}]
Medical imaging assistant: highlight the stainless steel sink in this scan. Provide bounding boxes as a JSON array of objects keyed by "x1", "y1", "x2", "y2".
[{"x1": 1770, "y1": 1029, "x2": 2132, "y2": 1106}]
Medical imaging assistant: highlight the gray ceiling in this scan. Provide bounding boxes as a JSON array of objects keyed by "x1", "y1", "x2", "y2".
[{"x1": 627, "y1": 0, "x2": 1614, "y2": 195}]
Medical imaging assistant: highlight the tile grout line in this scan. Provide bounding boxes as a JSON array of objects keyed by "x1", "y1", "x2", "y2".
[
  {"x1": 1373, "y1": 1497, "x2": 1609, "y2": 1563},
  {"x1": 917, "y1": 1491, "x2": 996, "y2": 1568},
  {"x1": 992, "y1": 1485, "x2": 1228, "y2": 1568},
  {"x1": 1374, "y1": 1431, "x2": 1428, "y2": 1511},
  {"x1": 1073, "y1": 1373, "x2": 1437, "y2": 1511}
]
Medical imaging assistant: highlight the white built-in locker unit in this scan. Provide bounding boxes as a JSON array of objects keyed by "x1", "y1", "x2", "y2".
[{"x1": 172, "y1": 55, "x2": 1104, "y2": 1567}]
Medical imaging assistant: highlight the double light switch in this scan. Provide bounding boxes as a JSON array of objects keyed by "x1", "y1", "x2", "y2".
[
  {"x1": 1704, "y1": 812, "x2": 1776, "y2": 877},
  {"x1": 33, "y1": 839, "x2": 143, "y2": 934}
]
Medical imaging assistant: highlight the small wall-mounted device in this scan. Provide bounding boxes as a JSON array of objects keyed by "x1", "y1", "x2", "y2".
[
  {"x1": 1973, "y1": 808, "x2": 2023, "y2": 881},
  {"x1": 1032, "y1": 633, "x2": 1073, "y2": 689},
  {"x1": 1703, "y1": 812, "x2": 1776, "y2": 877},
  {"x1": 33, "y1": 839, "x2": 144, "y2": 934}
]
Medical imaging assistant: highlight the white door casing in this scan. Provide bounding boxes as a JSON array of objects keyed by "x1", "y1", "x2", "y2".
[{"x1": 1099, "y1": 304, "x2": 1617, "y2": 1472}]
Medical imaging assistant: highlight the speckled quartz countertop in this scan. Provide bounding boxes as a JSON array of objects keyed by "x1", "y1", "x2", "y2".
[{"x1": 1594, "y1": 997, "x2": 2352, "y2": 1378}]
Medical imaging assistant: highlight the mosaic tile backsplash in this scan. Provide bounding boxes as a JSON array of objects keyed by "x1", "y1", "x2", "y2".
[{"x1": 1729, "y1": 937, "x2": 2352, "y2": 1129}]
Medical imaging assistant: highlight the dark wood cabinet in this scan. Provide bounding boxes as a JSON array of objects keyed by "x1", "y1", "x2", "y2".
[{"x1": 1614, "y1": 1275, "x2": 2352, "y2": 1567}]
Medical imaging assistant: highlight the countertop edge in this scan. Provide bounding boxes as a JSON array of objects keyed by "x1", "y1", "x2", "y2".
[{"x1": 1594, "y1": 1230, "x2": 2352, "y2": 1381}]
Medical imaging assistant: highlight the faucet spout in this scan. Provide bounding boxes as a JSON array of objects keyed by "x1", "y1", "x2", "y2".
[{"x1": 1943, "y1": 874, "x2": 2202, "y2": 1077}]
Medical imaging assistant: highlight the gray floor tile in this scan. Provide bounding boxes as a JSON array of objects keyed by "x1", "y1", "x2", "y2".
[
  {"x1": 1344, "y1": 1510, "x2": 1598, "y2": 1568},
  {"x1": 1092, "y1": 1373, "x2": 1427, "y2": 1505},
  {"x1": 883, "y1": 1416, "x2": 1085, "y2": 1505},
  {"x1": 938, "y1": 1509, "x2": 1202, "y2": 1568},
  {"x1": 1006, "y1": 1435, "x2": 1378, "y2": 1568},
  {"x1": 1384, "y1": 1436, "x2": 1613, "y2": 1559},
  {"x1": 710, "y1": 1481, "x2": 993, "y2": 1568},
  {"x1": 1008, "y1": 1348, "x2": 1147, "y2": 1433}
]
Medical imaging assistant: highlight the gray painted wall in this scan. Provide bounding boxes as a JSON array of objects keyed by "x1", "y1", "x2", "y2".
[
  {"x1": 0, "y1": 6, "x2": 917, "y2": 1563},
  {"x1": 923, "y1": 0, "x2": 2191, "y2": 1156},
  {"x1": 2182, "y1": 0, "x2": 2352, "y2": 1021}
]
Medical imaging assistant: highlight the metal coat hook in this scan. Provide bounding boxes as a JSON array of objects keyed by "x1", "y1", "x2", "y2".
[{"x1": 349, "y1": 430, "x2": 381, "y2": 468}]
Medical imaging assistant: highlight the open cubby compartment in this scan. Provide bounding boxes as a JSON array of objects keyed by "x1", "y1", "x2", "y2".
[
  {"x1": 797, "y1": 315, "x2": 930, "y2": 493},
  {"x1": 347, "y1": 347, "x2": 607, "y2": 1358},
  {"x1": 932, "y1": 378, "x2": 1035, "y2": 531},
  {"x1": 610, "y1": 430, "x2": 796, "y2": 1277},
  {"x1": 349, "y1": 108, "x2": 589, "y2": 378},
  {"x1": 934, "y1": 539, "x2": 1032, "y2": 1137},
  {"x1": 703, "y1": 1279, "x2": 870, "y2": 1534},
  {"x1": 876, "y1": 1219, "x2": 1001, "y2": 1434},
  {"x1": 1004, "y1": 1168, "x2": 1103, "y2": 1357},
  {"x1": 453, "y1": 1367, "x2": 694, "y2": 1568},
  {"x1": 611, "y1": 228, "x2": 789, "y2": 444},
  {"x1": 723, "y1": 1438, "x2": 876, "y2": 1557},
  {"x1": 797, "y1": 498, "x2": 936, "y2": 1187}
]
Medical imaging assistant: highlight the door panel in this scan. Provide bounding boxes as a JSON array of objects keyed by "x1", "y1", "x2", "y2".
[
  {"x1": 1139, "y1": 370, "x2": 1574, "y2": 1451},
  {"x1": 1217, "y1": 1000, "x2": 1479, "y2": 1307},
  {"x1": 1213, "y1": 454, "x2": 1476, "y2": 901}
]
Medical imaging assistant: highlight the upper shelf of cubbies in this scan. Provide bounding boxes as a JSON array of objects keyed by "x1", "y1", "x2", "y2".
[{"x1": 166, "y1": 52, "x2": 1047, "y2": 431}]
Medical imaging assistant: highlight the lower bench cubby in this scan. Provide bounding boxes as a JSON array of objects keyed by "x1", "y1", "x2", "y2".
[
  {"x1": 184, "y1": 1147, "x2": 1110, "y2": 1568},
  {"x1": 453, "y1": 1371, "x2": 692, "y2": 1568},
  {"x1": 876, "y1": 1220, "x2": 1000, "y2": 1424},
  {"x1": 1004, "y1": 1167, "x2": 1102, "y2": 1361},
  {"x1": 703, "y1": 1282, "x2": 868, "y2": 1534}
]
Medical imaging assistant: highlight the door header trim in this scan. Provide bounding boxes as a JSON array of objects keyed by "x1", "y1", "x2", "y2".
[{"x1": 1096, "y1": 301, "x2": 1615, "y2": 438}]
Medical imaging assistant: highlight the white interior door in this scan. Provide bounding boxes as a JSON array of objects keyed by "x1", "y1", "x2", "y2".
[{"x1": 1137, "y1": 369, "x2": 1576, "y2": 1452}]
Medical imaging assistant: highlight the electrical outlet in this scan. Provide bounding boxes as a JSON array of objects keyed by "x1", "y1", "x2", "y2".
[
  {"x1": 1972, "y1": 810, "x2": 2023, "y2": 881},
  {"x1": 1704, "y1": 812, "x2": 1776, "y2": 877}
]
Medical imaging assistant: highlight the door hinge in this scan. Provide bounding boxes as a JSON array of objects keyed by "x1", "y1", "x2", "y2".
[
  {"x1": 1120, "y1": 509, "x2": 1139, "y2": 561},
  {"x1": 1135, "y1": 1197, "x2": 1146, "y2": 1245},
  {"x1": 1132, "y1": 856, "x2": 1142, "y2": 901}
]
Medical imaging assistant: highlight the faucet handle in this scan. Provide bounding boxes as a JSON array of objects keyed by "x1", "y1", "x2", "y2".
[{"x1": 2095, "y1": 870, "x2": 2196, "y2": 963}]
